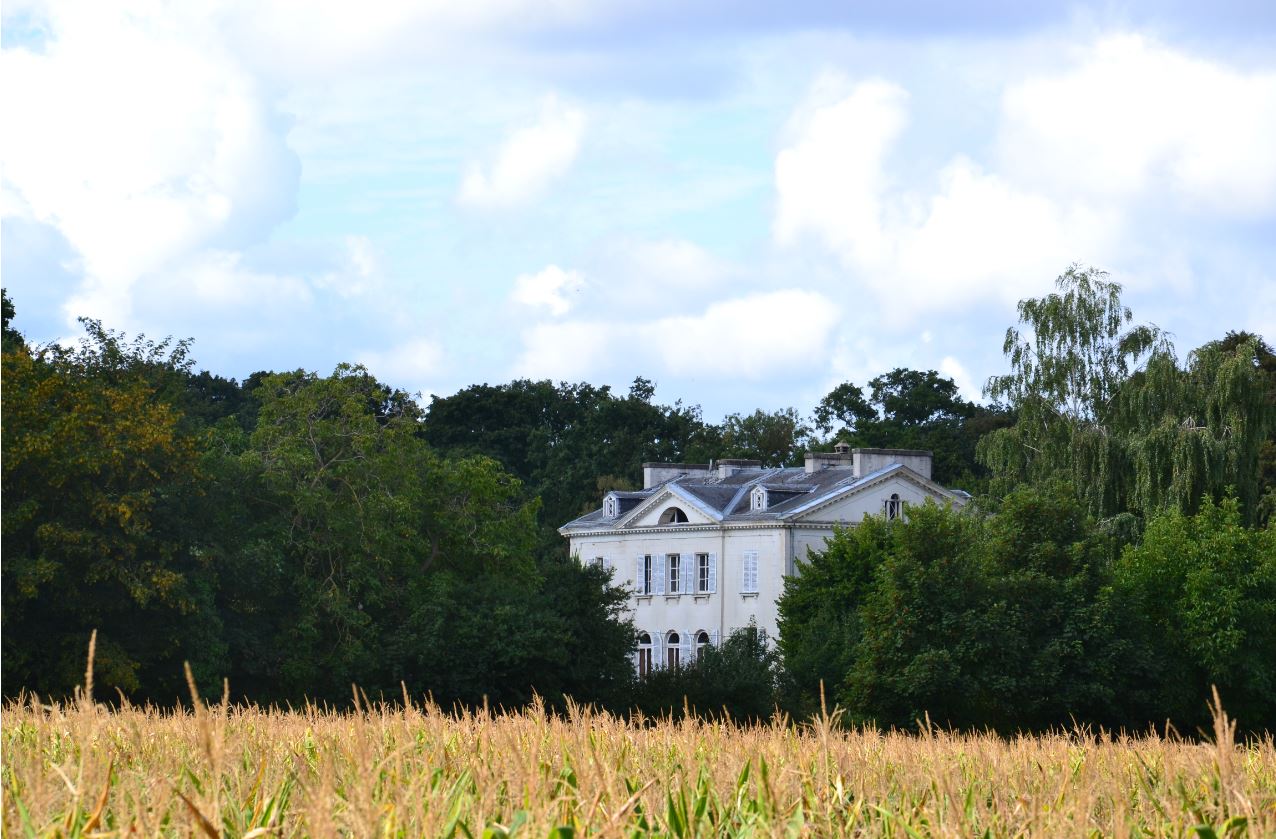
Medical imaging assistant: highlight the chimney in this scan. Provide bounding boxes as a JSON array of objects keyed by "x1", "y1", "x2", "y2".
[
  {"x1": 716, "y1": 458, "x2": 762, "y2": 479},
  {"x1": 851, "y1": 448, "x2": 933, "y2": 480},
  {"x1": 804, "y1": 447, "x2": 854, "y2": 474},
  {"x1": 642, "y1": 462, "x2": 711, "y2": 489}
]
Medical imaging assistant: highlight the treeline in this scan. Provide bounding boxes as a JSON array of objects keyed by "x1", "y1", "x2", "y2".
[
  {"x1": 0, "y1": 288, "x2": 998, "y2": 710},
  {"x1": 1, "y1": 297, "x2": 629, "y2": 708},
  {"x1": 3, "y1": 264, "x2": 1275, "y2": 731},
  {"x1": 634, "y1": 268, "x2": 1276, "y2": 732}
]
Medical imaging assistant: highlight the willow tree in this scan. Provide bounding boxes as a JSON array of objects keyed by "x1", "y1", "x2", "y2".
[{"x1": 979, "y1": 265, "x2": 1273, "y2": 523}]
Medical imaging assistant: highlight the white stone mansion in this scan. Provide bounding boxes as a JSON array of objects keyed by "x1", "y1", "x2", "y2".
[{"x1": 559, "y1": 445, "x2": 968, "y2": 673}]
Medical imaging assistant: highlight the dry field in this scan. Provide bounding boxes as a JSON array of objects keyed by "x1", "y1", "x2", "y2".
[{"x1": 4, "y1": 678, "x2": 1275, "y2": 837}]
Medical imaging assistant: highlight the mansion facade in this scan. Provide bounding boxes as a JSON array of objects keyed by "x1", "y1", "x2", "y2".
[{"x1": 559, "y1": 445, "x2": 968, "y2": 673}]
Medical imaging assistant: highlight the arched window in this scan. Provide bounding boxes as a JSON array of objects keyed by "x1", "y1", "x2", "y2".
[
  {"x1": 885, "y1": 492, "x2": 902, "y2": 520},
  {"x1": 696, "y1": 630, "x2": 710, "y2": 660},
  {"x1": 667, "y1": 632, "x2": 681, "y2": 669},
  {"x1": 659, "y1": 507, "x2": 689, "y2": 525},
  {"x1": 637, "y1": 632, "x2": 653, "y2": 677}
]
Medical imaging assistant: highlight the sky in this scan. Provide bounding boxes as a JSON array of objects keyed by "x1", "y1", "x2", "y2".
[{"x1": 3, "y1": 1, "x2": 1275, "y2": 421}]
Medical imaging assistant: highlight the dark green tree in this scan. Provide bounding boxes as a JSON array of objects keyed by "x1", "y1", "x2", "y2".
[
  {"x1": 717, "y1": 407, "x2": 812, "y2": 467},
  {"x1": 776, "y1": 517, "x2": 893, "y2": 718},
  {"x1": 813, "y1": 368, "x2": 1009, "y2": 488},
  {"x1": 1108, "y1": 497, "x2": 1276, "y2": 730}
]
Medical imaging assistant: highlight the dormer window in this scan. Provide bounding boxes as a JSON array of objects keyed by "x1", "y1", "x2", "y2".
[
  {"x1": 658, "y1": 507, "x2": 689, "y2": 525},
  {"x1": 604, "y1": 494, "x2": 619, "y2": 519},
  {"x1": 751, "y1": 486, "x2": 767, "y2": 511}
]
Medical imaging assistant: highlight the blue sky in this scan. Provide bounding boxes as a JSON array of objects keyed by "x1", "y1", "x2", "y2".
[{"x1": 3, "y1": 1, "x2": 1274, "y2": 420}]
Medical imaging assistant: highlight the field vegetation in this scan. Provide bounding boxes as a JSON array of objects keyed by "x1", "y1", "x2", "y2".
[{"x1": 5, "y1": 670, "x2": 1274, "y2": 838}]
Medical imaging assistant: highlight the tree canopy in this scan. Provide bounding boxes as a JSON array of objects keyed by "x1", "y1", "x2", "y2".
[{"x1": 979, "y1": 266, "x2": 1275, "y2": 524}]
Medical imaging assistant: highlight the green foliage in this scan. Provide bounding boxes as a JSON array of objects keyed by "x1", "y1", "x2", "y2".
[
  {"x1": 629, "y1": 627, "x2": 781, "y2": 722},
  {"x1": 424, "y1": 377, "x2": 712, "y2": 539},
  {"x1": 814, "y1": 368, "x2": 1011, "y2": 489},
  {"x1": 2, "y1": 288, "x2": 21, "y2": 350},
  {"x1": 715, "y1": 408, "x2": 813, "y2": 467},
  {"x1": 2, "y1": 302, "x2": 637, "y2": 708},
  {"x1": 980, "y1": 266, "x2": 1274, "y2": 524},
  {"x1": 777, "y1": 518, "x2": 892, "y2": 718},
  {"x1": 1108, "y1": 497, "x2": 1276, "y2": 728},
  {"x1": 1, "y1": 319, "x2": 224, "y2": 700}
]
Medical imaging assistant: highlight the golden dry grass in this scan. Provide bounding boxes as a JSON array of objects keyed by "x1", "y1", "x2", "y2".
[{"x1": 4, "y1": 680, "x2": 1275, "y2": 839}]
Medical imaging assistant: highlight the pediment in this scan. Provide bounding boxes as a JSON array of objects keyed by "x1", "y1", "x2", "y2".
[
  {"x1": 617, "y1": 485, "x2": 720, "y2": 528},
  {"x1": 785, "y1": 468, "x2": 963, "y2": 524}
]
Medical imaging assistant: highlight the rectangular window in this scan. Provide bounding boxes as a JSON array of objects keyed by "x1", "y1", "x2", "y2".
[
  {"x1": 667, "y1": 553, "x2": 680, "y2": 594},
  {"x1": 742, "y1": 551, "x2": 759, "y2": 593},
  {"x1": 642, "y1": 555, "x2": 652, "y2": 595},
  {"x1": 697, "y1": 553, "x2": 710, "y2": 592}
]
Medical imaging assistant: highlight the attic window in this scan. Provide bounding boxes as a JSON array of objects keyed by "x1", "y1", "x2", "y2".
[
  {"x1": 604, "y1": 495, "x2": 618, "y2": 519},
  {"x1": 659, "y1": 507, "x2": 689, "y2": 525},
  {"x1": 884, "y1": 493, "x2": 903, "y2": 520},
  {"x1": 751, "y1": 486, "x2": 767, "y2": 511}
]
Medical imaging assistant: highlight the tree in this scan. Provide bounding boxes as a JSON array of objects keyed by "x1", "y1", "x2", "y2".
[
  {"x1": 717, "y1": 408, "x2": 812, "y2": 467},
  {"x1": 2, "y1": 288, "x2": 22, "y2": 350},
  {"x1": 812, "y1": 382, "x2": 875, "y2": 435},
  {"x1": 2, "y1": 320, "x2": 224, "y2": 700},
  {"x1": 813, "y1": 369, "x2": 1008, "y2": 488},
  {"x1": 1108, "y1": 497, "x2": 1276, "y2": 730},
  {"x1": 424, "y1": 377, "x2": 712, "y2": 539},
  {"x1": 979, "y1": 266, "x2": 1273, "y2": 523},
  {"x1": 777, "y1": 517, "x2": 893, "y2": 718},
  {"x1": 778, "y1": 485, "x2": 1127, "y2": 731}
]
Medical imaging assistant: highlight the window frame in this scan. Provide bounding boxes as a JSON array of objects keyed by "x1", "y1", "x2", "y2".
[
  {"x1": 696, "y1": 630, "x2": 710, "y2": 661},
  {"x1": 667, "y1": 553, "x2": 681, "y2": 594},
  {"x1": 696, "y1": 553, "x2": 710, "y2": 593},
  {"x1": 637, "y1": 632, "x2": 653, "y2": 677},
  {"x1": 666, "y1": 631, "x2": 681, "y2": 669}
]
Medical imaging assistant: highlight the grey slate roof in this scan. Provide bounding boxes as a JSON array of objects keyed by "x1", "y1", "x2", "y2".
[{"x1": 560, "y1": 462, "x2": 952, "y2": 531}]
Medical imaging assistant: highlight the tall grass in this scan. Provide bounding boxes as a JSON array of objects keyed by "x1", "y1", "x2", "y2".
[{"x1": 3, "y1": 677, "x2": 1274, "y2": 836}]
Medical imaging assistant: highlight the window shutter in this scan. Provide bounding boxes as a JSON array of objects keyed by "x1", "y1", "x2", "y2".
[
  {"x1": 708, "y1": 553, "x2": 717, "y2": 593},
  {"x1": 655, "y1": 555, "x2": 666, "y2": 595},
  {"x1": 681, "y1": 630, "x2": 693, "y2": 662},
  {"x1": 711, "y1": 630, "x2": 721, "y2": 646},
  {"x1": 635, "y1": 555, "x2": 644, "y2": 593},
  {"x1": 742, "y1": 551, "x2": 758, "y2": 593},
  {"x1": 653, "y1": 634, "x2": 664, "y2": 667}
]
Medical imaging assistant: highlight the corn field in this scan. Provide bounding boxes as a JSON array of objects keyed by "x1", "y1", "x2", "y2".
[{"x1": 4, "y1": 671, "x2": 1275, "y2": 839}]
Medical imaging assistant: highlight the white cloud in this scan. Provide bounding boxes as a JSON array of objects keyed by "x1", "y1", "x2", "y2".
[
  {"x1": 459, "y1": 97, "x2": 586, "y2": 209},
  {"x1": 998, "y1": 35, "x2": 1276, "y2": 216},
  {"x1": 511, "y1": 264, "x2": 586, "y2": 316},
  {"x1": 1, "y1": 0, "x2": 299, "y2": 328},
  {"x1": 514, "y1": 289, "x2": 840, "y2": 380},
  {"x1": 582, "y1": 237, "x2": 732, "y2": 315},
  {"x1": 774, "y1": 77, "x2": 1119, "y2": 320},
  {"x1": 174, "y1": 250, "x2": 313, "y2": 309},
  {"x1": 357, "y1": 337, "x2": 446, "y2": 392},
  {"x1": 774, "y1": 77, "x2": 907, "y2": 265},
  {"x1": 312, "y1": 236, "x2": 382, "y2": 298},
  {"x1": 939, "y1": 355, "x2": 981, "y2": 402}
]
